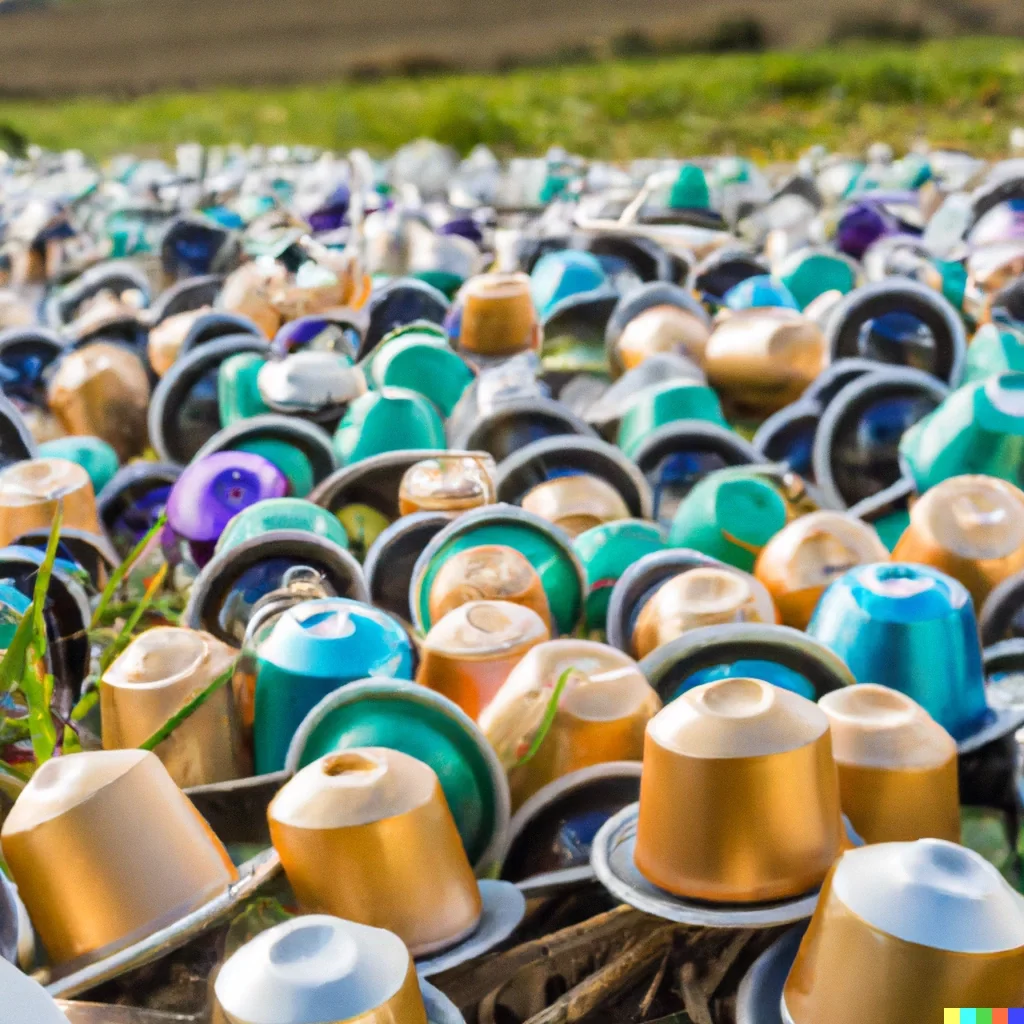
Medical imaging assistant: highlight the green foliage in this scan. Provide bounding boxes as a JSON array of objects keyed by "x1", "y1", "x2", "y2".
[
  {"x1": 137, "y1": 658, "x2": 237, "y2": 752},
  {"x1": 98, "y1": 562, "x2": 168, "y2": 676},
  {"x1": 91, "y1": 513, "x2": 167, "y2": 628}
]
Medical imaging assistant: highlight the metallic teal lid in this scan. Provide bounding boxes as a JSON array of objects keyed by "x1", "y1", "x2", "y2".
[
  {"x1": 217, "y1": 497, "x2": 349, "y2": 554},
  {"x1": 38, "y1": 436, "x2": 119, "y2": 494},
  {"x1": 333, "y1": 388, "x2": 446, "y2": 466}
]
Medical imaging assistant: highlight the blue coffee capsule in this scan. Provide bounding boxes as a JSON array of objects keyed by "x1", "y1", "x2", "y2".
[
  {"x1": 0, "y1": 326, "x2": 65, "y2": 413},
  {"x1": 158, "y1": 214, "x2": 239, "y2": 282},
  {"x1": 97, "y1": 461, "x2": 181, "y2": 559},
  {"x1": 808, "y1": 562, "x2": 1024, "y2": 752},
  {"x1": 722, "y1": 275, "x2": 799, "y2": 312},
  {"x1": 251, "y1": 597, "x2": 414, "y2": 774},
  {"x1": 530, "y1": 251, "x2": 608, "y2": 319}
]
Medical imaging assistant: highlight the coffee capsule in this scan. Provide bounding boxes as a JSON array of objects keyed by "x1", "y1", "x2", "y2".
[
  {"x1": 0, "y1": 326, "x2": 65, "y2": 412},
  {"x1": 818, "y1": 685, "x2": 960, "y2": 844},
  {"x1": 498, "y1": 762, "x2": 643, "y2": 891},
  {"x1": 782, "y1": 839, "x2": 1024, "y2": 1022},
  {"x1": 812, "y1": 367, "x2": 948, "y2": 509},
  {"x1": 962, "y1": 322, "x2": 1024, "y2": 385},
  {"x1": 245, "y1": 597, "x2": 414, "y2": 774},
  {"x1": 481, "y1": 639, "x2": 659, "y2": 809},
  {"x1": 530, "y1": 251, "x2": 607, "y2": 320},
  {"x1": 892, "y1": 475, "x2": 1024, "y2": 608},
  {"x1": 693, "y1": 249, "x2": 769, "y2": 305},
  {"x1": 447, "y1": 272, "x2": 541, "y2": 362},
  {"x1": 824, "y1": 278, "x2": 967, "y2": 385},
  {"x1": 219, "y1": 262, "x2": 285, "y2": 339},
  {"x1": 417, "y1": 600, "x2": 550, "y2": 720},
  {"x1": 47, "y1": 342, "x2": 150, "y2": 461},
  {"x1": 632, "y1": 565, "x2": 777, "y2": 659},
  {"x1": 0, "y1": 749, "x2": 237, "y2": 967},
  {"x1": 616, "y1": 380, "x2": 727, "y2": 459},
  {"x1": 149, "y1": 334, "x2": 271, "y2": 464},
  {"x1": 216, "y1": 497, "x2": 350, "y2": 555},
  {"x1": 147, "y1": 274, "x2": 223, "y2": 326},
  {"x1": 734, "y1": 923, "x2": 807, "y2": 1024},
  {"x1": 183, "y1": 531, "x2": 368, "y2": 647},
  {"x1": 722, "y1": 275, "x2": 800, "y2": 312},
  {"x1": 410, "y1": 504, "x2": 586, "y2": 636},
  {"x1": 704, "y1": 309, "x2": 827, "y2": 416},
  {"x1": 101, "y1": 627, "x2": 247, "y2": 788},
  {"x1": 166, "y1": 452, "x2": 289, "y2": 566},
  {"x1": 333, "y1": 388, "x2": 446, "y2": 467},
  {"x1": 218, "y1": 349, "x2": 272, "y2": 426},
  {"x1": 775, "y1": 248, "x2": 858, "y2": 311},
  {"x1": 364, "y1": 512, "x2": 453, "y2": 623},
  {"x1": 979, "y1": 570, "x2": 1024, "y2": 647},
  {"x1": 192, "y1": 414, "x2": 338, "y2": 498},
  {"x1": 257, "y1": 351, "x2": 366, "y2": 425},
  {"x1": 808, "y1": 562, "x2": 1024, "y2": 753},
  {"x1": 159, "y1": 216, "x2": 238, "y2": 284},
  {"x1": 286, "y1": 678, "x2": 511, "y2": 872},
  {"x1": 640, "y1": 621, "x2": 854, "y2": 704},
  {"x1": 361, "y1": 279, "x2": 450, "y2": 360},
  {"x1": 900, "y1": 373, "x2": 1024, "y2": 493},
  {"x1": 398, "y1": 452, "x2": 496, "y2": 516},
  {"x1": 10, "y1": 527, "x2": 119, "y2": 593},
  {"x1": 636, "y1": 678, "x2": 842, "y2": 901},
  {"x1": 214, "y1": 915, "x2": 431, "y2": 1024},
  {"x1": 519, "y1": 473, "x2": 630, "y2": 538},
  {"x1": 97, "y1": 462, "x2": 180, "y2": 559},
  {"x1": 270, "y1": 749, "x2": 488, "y2": 955},
  {"x1": 539, "y1": 289, "x2": 617, "y2": 381},
  {"x1": 755, "y1": 511, "x2": 889, "y2": 629},
  {"x1": 0, "y1": 457, "x2": 101, "y2": 547},
  {"x1": 605, "y1": 283, "x2": 712, "y2": 374},
  {"x1": 271, "y1": 312, "x2": 363, "y2": 360},
  {"x1": 146, "y1": 308, "x2": 206, "y2": 377},
  {"x1": 37, "y1": 437, "x2": 119, "y2": 496},
  {"x1": 0, "y1": 957, "x2": 69, "y2": 1024}
]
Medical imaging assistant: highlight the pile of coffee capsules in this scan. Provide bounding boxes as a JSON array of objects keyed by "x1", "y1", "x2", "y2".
[{"x1": 2, "y1": 139, "x2": 1024, "y2": 1024}]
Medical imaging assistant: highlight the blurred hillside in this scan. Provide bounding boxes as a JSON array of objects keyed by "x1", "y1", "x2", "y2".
[{"x1": 0, "y1": 0, "x2": 1021, "y2": 97}]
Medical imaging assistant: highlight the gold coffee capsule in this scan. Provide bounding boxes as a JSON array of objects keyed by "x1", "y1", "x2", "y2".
[
  {"x1": 755, "y1": 511, "x2": 890, "y2": 629},
  {"x1": 783, "y1": 839, "x2": 1024, "y2": 1022},
  {"x1": 704, "y1": 309, "x2": 828, "y2": 414},
  {"x1": 635, "y1": 677, "x2": 843, "y2": 902},
  {"x1": 520, "y1": 473, "x2": 631, "y2": 538},
  {"x1": 47, "y1": 342, "x2": 151, "y2": 461},
  {"x1": 398, "y1": 453, "x2": 497, "y2": 516},
  {"x1": 428, "y1": 544, "x2": 552, "y2": 629},
  {"x1": 214, "y1": 915, "x2": 428, "y2": 1024},
  {"x1": 615, "y1": 304, "x2": 711, "y2": 371},
  {"x1": 891, "y1": 474, "x2": 1024, "y2": 609},
  {"x1": 147, "y1": 306, "x2": 211, "y2": 377},
  {"x1": 101, "y1": 626, "x2": 248, "y2": 788},
  {"x1": 480, "y1": 639, "x2": 660, "y2": 810},
  {"x1": 456, "y1": 272, "x2": 540, "y2": 359},
  {"x1": 0, "y1": 749, "x2": 237, "y2": 966},
  {"x1": 818, "y1": 685, "x2": 960, "y2": 845},
  {"x1": 416, "y1": 600, "x2": 550, "y2": 720},
  {"x1": 0, "y1": 457, "x2": 102, "y2": 547},
  {"x1": 268, "y1": 748, "x2": 482, "y2": 956},
  {"x1": 220, "y1": 262, "x2": 285, "y2": 339},
  {"x1": 67, "y1": 289, "x2": 145, "y2": 343},
  {"x1": 632, "y1": 566, "x2": 777, "y2": 660}
]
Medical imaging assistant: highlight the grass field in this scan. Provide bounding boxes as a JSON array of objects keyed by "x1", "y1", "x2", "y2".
[{"x1": 2, "y1": 38, "x2": 1024, "y2": 159}]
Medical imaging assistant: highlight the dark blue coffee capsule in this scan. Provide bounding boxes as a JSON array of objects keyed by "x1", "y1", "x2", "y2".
[
  {"x1": 360, "y1": 278, "x2": 450, "y2": 359},
  {"x1": 97, "y1": 461, "x2": 181, "y2": 559}
]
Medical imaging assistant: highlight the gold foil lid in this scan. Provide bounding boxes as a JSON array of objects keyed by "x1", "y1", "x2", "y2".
[
  {"x1": 148, "y1": 307, "x2": 210, "y2": 377},
  {"x1": 632, "y1": 567, "x2": 776, "y2": 659},
  {"x1": 819, "y1": 685, "x2": 956, "y2": 770},
  {"x1": 458, "y1": 272, "x2": 539, "y2": 357},
  {"x1": 423, "y1": 600, "x2": 549, "y2": 659},
  {"x1": 104, "y1": 627, "x2": 209, "y2": 692},
  {"x1": 913, "y1": 475, "x2": 1024, "y2": 560},
  {"x1": 616, "y1": 304, "x2": 710, "y2": 370},
  {"x1": 648, "y1": 677, "x2": 828, "y2": 759},
  {"x1": 428, "y1": 544, "x2": 551, "y2": 627},
  {"x1": 398, "y1": 453, "x2": 496, "y2": 516},
  {"x1": 269, "y1": 749, "x2": 436, "y2": 830},
  {"x1": 480, "y1": 639, "x2": 660, "y2": 768},
  {"x1": 520, "y1": 474, "x2": 631, "y2": 537}
]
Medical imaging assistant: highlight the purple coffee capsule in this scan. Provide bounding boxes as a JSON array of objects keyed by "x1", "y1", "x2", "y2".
[
  {"x1": 836, "y1": 201, "x2": 900, "y2": 260},
  {"x1": 166, "y1": 451, "x2": 288, "y2": 565}
]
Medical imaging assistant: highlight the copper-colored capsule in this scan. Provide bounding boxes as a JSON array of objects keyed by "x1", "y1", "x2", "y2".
[
  {"x1": 819, "y1": 685, "x2": 960, "y2": 845},
  {"x1": 219, "y1": 262, "x2": 284, "y2": 339},
  {"x1": 520, "y1": 473, "x2": 631, "y2": 537},
  {"x1": 891, "y1": 474, "x2": 1024, "y2": 609},
  {"x1": 615, "y1": 304, "x2": 711, "y2": 371},
  {"x1": 147, "y1": 306, "x2": 211, "y2": 377},
  {"x1": 632, "y1": 566, "x2": 777, "y2": 659},
  {"x1": 0, "y1": 749, "x2": 237, "y2": 965},
  {"x1": 269, "y1": 748, "x2": 482, "y2": 956},
  {"x1": 47, "y1": 342, "x2": 151, "y2": 461},
  {"x1": 0, "y1": 457, "x2": 102, "y2": 547},
  {"x1": 756, "y1": 511, "x2": 890, "y2": 629},
  {"x1": 66, "y1": 289, "x2": 145, "y2": 343},
  {"x1": 398, "y1": 453, "x2": 497, "y2": 516},
  {"x1": 417, "y1": 600, "x2": 550, "y2": 720},
  {"x1": 704, "y1": 308, "x2": 828, "y2": 414},
  {"x1": 101, "y1": 627, "x2": 248, "y2": 788},
  {"x1": 456, "y1": 272, "x2": 540, "y2": 359},
  {"x1": 428, "y1": 544, "x2": 552, "y2": 629},
  {"x1": 481, "y1": 639, "x2": 661, "y2": 810},
  {"x1": 635, "y1": 677, "x2": 843, "y2": 902}
]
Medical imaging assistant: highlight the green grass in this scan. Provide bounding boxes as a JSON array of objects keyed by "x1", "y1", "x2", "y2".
[{"x1": 2, "y1": 38, "x2": 1024, "y2": 158}]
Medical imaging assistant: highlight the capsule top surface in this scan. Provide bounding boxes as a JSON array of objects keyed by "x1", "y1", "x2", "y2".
[
  {"x1": 423, "y1": 600, "x2": 549, "y2": 658},
  {"x1": 103, "y1": 626, "x2": 209, "y2": 690},
  {"x1": 0, "y1": 457, "x2": 90, "y2": 504},
  {"x1": 912, "y1": 474, "x2": 1024, "y2": 560}
]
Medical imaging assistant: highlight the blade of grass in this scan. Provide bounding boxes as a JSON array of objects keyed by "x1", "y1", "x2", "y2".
[
  {"x1": 0, "y1": 760, "x2": 29, "y2": 800},
  {"x1": 512, "y1": 665, "x2": 574, "y2": 768},
  {"x1": 0, "y1": 610, "x2": 33, "y2": 696},
  {"x1": 91, "y1": 513, "x2": 167, "y2": 628},
  {"x1": 98, "y1": 562, "x2": 169, "y2": 676},
  {"x1": 138, "y1": 659, "x2": 237, "y2": 752}
]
